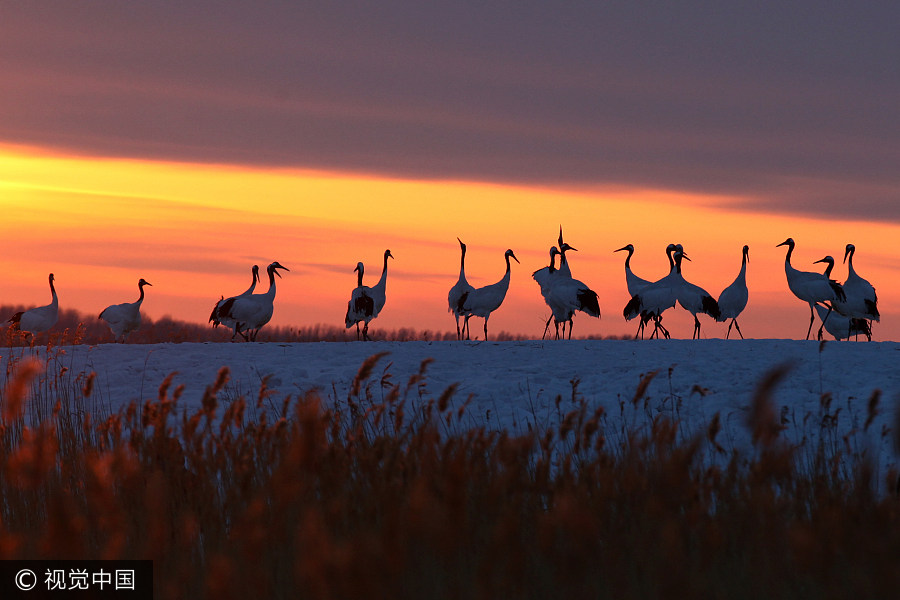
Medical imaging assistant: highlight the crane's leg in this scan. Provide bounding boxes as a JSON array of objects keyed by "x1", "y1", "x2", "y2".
[
  {"x1": 483, "y1": 317, "x2": 489, "y2": 341},
  {"x1": 657, "y1": 315, "x2": 670, "y2": 339},
  {"x1": 732, "y1": 319, "x2": 744, "y2": 340},
  {"x1": 463, "y1": 315, "x2": 472, "y2": 340},
  {"x1": 817, "y1": 304, "x2": 833, "y2": 341},
  {"x1": 567, "y1": 319, "x2": 573, "y2": 340},
  {"x1": 693, "y1": 315, "x2": 701, "y2": 340},
  {"x1": 356, "y1": 322, "x2": 361, "y2": 340},
  {"x1": 806, "y1": 304, "x2": 815, "y2": 340},
  {"x1": 455, "y1": 315, "x2": 461, "y2": 340},
  {"x1": 542, "y1": 313, "x2": 553, "y2": 340},
  {"x1": 363, "y1": 322, "x2": 370, "y2": 341}
]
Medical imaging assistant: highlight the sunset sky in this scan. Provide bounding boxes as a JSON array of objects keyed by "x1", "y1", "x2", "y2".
[{"x1": 1, "y1": 2, "x2": 898, "y2": 340}]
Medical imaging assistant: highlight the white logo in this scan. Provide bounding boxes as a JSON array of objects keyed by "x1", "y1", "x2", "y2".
[{"x1": 15, "y1": 569, "x2": 37, "y2": 591}]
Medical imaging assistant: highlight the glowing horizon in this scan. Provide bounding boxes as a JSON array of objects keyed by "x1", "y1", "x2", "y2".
[{"x1": 1, "y1": 143, "x2": 897, "y2": 341}]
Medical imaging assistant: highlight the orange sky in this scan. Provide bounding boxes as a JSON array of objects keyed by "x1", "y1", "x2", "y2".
[{"x1": 1, "y1": 142, "x2": 897, "y2": 341}]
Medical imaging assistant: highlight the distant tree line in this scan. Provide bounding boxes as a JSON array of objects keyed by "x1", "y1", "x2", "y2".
[{"x1": 0, "y1": 305, "x2": 553, "y2": 346}]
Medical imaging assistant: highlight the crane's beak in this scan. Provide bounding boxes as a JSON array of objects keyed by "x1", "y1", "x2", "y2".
[
  {"x1": 614, "y1": 245, "x2": 629, "y2": 253},
  {"x1": 272, "y1": 262, "x2": 290, "y2": 277}
]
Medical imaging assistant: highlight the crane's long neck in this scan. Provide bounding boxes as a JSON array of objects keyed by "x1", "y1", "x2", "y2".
[
  {"x1": 374, "y1": 254, "x2": 389, "y2": 293},
  {"x1": 783, "y1": 243, "x2": 794, "y2": 267},
  {"x1": 357, "y1": 266, "x2": 364, "y2": 288},
  {"x1": 243, "y1": 271, "x2": 258, "y2": 296},
  {"x1": 846, "y1": 249, "x2": 857, "y2": 278},
  {"x1": 624, "y1": 247, "x2": 633, "y2": 270},
  {"x1": 264, "y1": 267, "x2": 278, "y2": 298},
  {"x1": 459, "y1": 247, "x2": 467, "y2": 282},
  {"x1": 136, "y1": 283, "x2": 146, "y2": 304},
  {"x1": 781, "y1": 243, "x2": 801, "y2": 280},
  {"x1": 667, "y1": 249, "x2": 676, "y2": 275},
  {"x1": 49, "y1": 276, "x2": 58, "y2": 307},
  {"x1": 738, "y1": 255, "x2": 748, "y2": 282}
]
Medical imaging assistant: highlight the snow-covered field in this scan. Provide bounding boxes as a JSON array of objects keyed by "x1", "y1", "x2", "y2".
[{"x1": 9, "y1": 339, "x2": 900, "y2": 479}]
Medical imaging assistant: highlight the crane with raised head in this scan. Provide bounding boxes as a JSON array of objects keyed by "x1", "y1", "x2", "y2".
[
  {"x1": 833, "y1": 243, "x2": 879, "y2": 327},
  {"x1": 210, "y1": 265, "x2": 260, "y2": 339},
  {"x1": 777, "y1": 238, "x2": 845, "y2": 340},
  {"x1": 345, "y1": 250, "x2": 393, "y2": 341},
  {"x1": 99, "y1": 278, "x2": 152, "y2": 342},
  {"x1": 716, "y1": 245, "x2": 749, "y2": 339},
  {"x1": 218, "y1": 261, "x2": 289, "y2": 341},
  {"x1": 448, "y1": 238, "x2": 475, "y2": 340},
  {"x1": 462, "y1": 249, "x2": 519, "y2": 341}
]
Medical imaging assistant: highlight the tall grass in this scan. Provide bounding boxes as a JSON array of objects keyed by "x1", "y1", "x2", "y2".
[{"x1": 1, "y1": 352, "x2": 899, "y2": 599}]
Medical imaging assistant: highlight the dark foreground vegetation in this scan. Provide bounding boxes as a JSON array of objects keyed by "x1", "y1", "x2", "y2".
[{"x1": 1, "y1": 348, "x2": 899, "y2": 599}]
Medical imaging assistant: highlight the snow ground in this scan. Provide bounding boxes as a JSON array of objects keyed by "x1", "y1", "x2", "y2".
[{"x1": 7, "y1": 339, "x2": 900, "y2": 484}]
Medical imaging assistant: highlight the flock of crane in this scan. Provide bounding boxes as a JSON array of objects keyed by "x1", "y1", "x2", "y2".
[
  {"x1": 442, "y1": 229, "x2": 878, "y2": 343},
  {"x1": 444, "y1": 229, "x2": 877, "y2": 343},
  {"x1": 5, "y1": 230, "x2": 880, "y2": 343}
]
